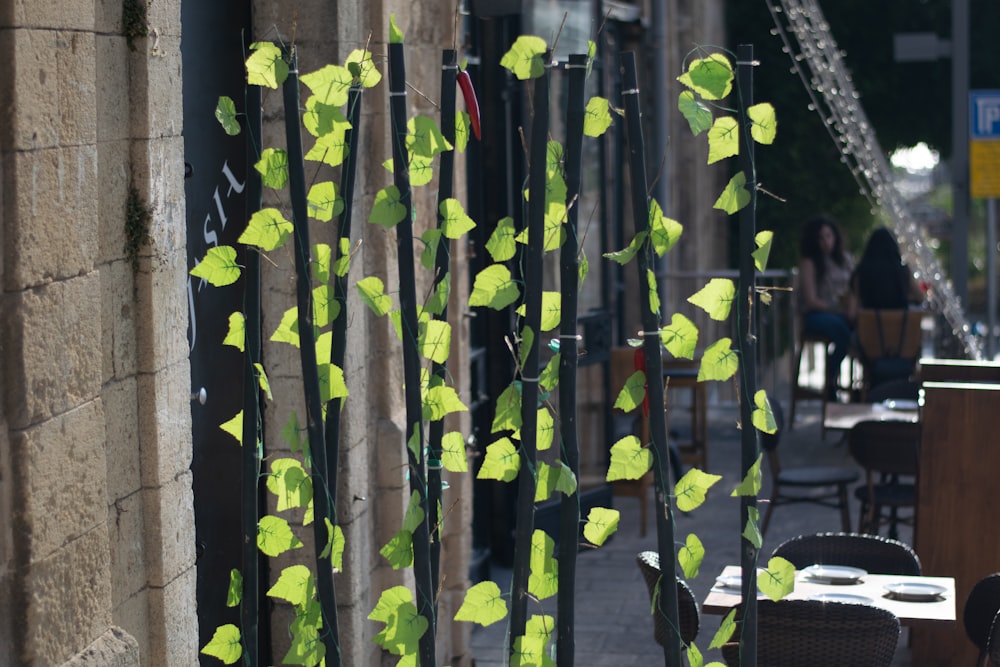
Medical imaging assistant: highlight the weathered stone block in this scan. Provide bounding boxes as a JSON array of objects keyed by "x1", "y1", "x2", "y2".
[
  {"x1": 144, "y1": 0, "x2": 180, "y2": 38},
  {"x1": 62, "y1": 626, "x2": 140, "y2": 667},
  {"x1": 101, "y1": 260, "x2": 138, "y2": 382},
  {"x1": 134, "y1": 253, "x2": 189, "y2": 373},
  {"x1": 112, "y1": 588, "x2": 150, "y2": 667},
  {"x1": 103, "y1": 377, "x2": 141, "y2": 500},
  {"x1": 9, "y1": 0, "x2": 94, "y2": 30},
  {"x1": 146, "y1": 566, "x2": 198, "y2": 667},
  {"x1": 128, "y1": 36, "x2": 182, "y2": 139},
  {"x1": 97, "y1": 140, "x2": 130, "y2": 266},
  {"x1": 130, "y1": 138, "x2": 186, "y2": 259},
  {"x1": 96, "y1": 35, "x2": 130, "y2": 144},
  {"x1": 94, "y1": 0, "x2": 121, "y2": 35},
  {"x1": 107, "y1": 489, "x2": 145, "y2": 607},
  {"x1": 136, "y1": 361, "x2": 192, "y2": 486},
  {"x1": 335, "y1": 508, "x2": 373, "y2": 608},
  {"x1": 141, "y1": 471, "x2": 195, "y2": 587}
]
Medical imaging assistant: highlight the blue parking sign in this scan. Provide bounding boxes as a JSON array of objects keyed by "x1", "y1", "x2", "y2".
[{"x1": 971, "y1": 90, "x2": 1000, "y2": 139}]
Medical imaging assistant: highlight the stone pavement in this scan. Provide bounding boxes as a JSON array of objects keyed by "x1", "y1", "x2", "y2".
[{"x1": 469, "y1": 400, "x2": 917, "y2": 666}]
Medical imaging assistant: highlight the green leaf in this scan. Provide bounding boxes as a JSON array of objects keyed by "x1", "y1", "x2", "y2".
[
  {"x1": 478, "y1": 437, "x2": 520, "y2": 482},
  {"x1": 303, "y1": 96, "x2": 352, "y2": 138},
  {"x1": 191, "y1": 245, "x2": 241, "y2": 287},
  {"x1": 246, "y1": 41, "x2": 288, "y2": 89},
  {"x1": 678, "y1": 90, "x2": 712, "y2": 135},
  {"x1": 270, "y1": 306, "x2": 300, "y2": 347},
  {"x1": 748, "y1": 102, "x2": 777, "y2": 144},
  {"x1": 219, "y1": 411, "x2": 243, "y2": 445},
  {"x1": 491, "y1": 384, "x2": 523, "y2": 432},
  {"x1": 381, "y1": 528, "x2": 414, "y2": 569},
  {"x1": 604, "y1": 231, "x2": 646, "y2": 265},
  {"x1": 511, "y1": 635, "x2": 552, "y2": 667},
  {"x1": 743, "y1": 506, "x2": 763, "y2": 549},
  {"x1": 439, "y1": 198, "x2": 476, "y2": 239},
  {"x1": 687, "y1": 278, "x2": 735, "y2": 321},
  {"x1": 266, "y1": 458, "x2": 313, "y2": 512},
  {"x1": 333, "y1": 237, "x2": 352, "y2": 278},
  {"x1": 369, "y1": 186, "x2": 408, "y2": 228},
  {"x1": 649, "y1": 199, "x2": 683, "y2": 257},
  {"x1": 307, "y1": 181, "x2": 344, "y2": 222},
  {"x1": 254, "y1": 362, "x2": 272, "y2": 399},
  {"x1": 255, "y1": 148, "x2": 289, "y2": 190},
  {"x1": 752, "y1": 389, "x2": 778, "y2": 434},
  {"x1": 753, "y1": 230, "x2": 774, "y2": 272},
  {"x1": 536, "y1": 407, "x2": 555, "y2": 451},
  {"x1": 515, "y1": 291, "x2": 561, "y2": 332},
  {"x1": 698, "y1": 338, "x2": 739, "y2": 382},
  {"x1": 539, "y1": 353, "x2": 560, "y2": 392},
  {"x1": 679, "y1": 533, "x2": 705, "y2": 578},
  {"x1": 613, "y1": 370, "x2": 647, "y2": 413},
  {"x1": 607, "y1": 436, "x2": 652, "y2": 481},
  {"x1": 583, "y1": 506, "x2": 620, "y2": 546},
  {"x1": 257, "y1": 515, "x2": 303, "y2": 557},
  {"x1": 731, "y1": 453, "x2": 763, "y2": 497},
  {"x1": 486, "y1": 216, "x2": 517, "y2": 262},
  {"x1": 759, "y1": 556, "x2": 796, "y2": 601},
  {"x1": 374, "y1": 599, "x2": 427, "y2": 657},
  {"x1": 528, "y1": 529, "x2": 558, "y2": 600},
  {"x1": 647, "y1": 269, "x2": 660, "y2": 315},
  {"x1": 675, "y1": 468, "x2": 723, "y2": 512},
  {"x1": 389, "y1": 14, "x2": 404, "y2": 44},
  {"x1": 677, "y1": 53, "x2": 733, "y2": 101},
  {"x1": 267, "y1": 564, "x2": 314, "y2": 607},
  {"x1": 469, "y1": 264, "x2": 520, "y2": 310},
  {"x1": 713, "y1": 171, "x2": 751, "y2": 215},
  {"x1": 321, "y1": 520, "x2": 345, "y2": 570},
  {"x1": 408, "y1": 116, "x2": 453, "y2": 158},
  {"x1": 454, "y1": 581, "x2": 508, "y2": 627},
  {"x1": 583, "y1": 96, "x2": 613, "y2": 137},
  {"x1": 227, "y1": 569, "x2": 242, "y2": 607},
  {"x1": 535, "y1": 460, "x2": 577, "y2": 502},
  {"x1": 526, "y1": 614, "x2": 556, "y2": 641},
  {"x1": 313, "y1": 243, "x2": 332, "y2": 284},
  {"x1": 223, "y1": 312, "x2": 245, "y2": 351},
  {"x1": 305, "y1": 127, "x2": 350, "y2": 168},
  {"x1": 500, "y1": 35, "x2": 548, "y2": 80},
  {"x1": 707, "y1": 116, "x2": 739, "y2": 164},
  {"x1": 441, "y1": 431, "x2": 469, "y2": 473},
  {"x1": 201, "y1": 624, "x2": 242, "y2": 664},
  {"x1": 317, "y1": 363, "x2": 348, "y2": 403},
  {"x1": 455, "y1": 110, "x2": 470, "y2": 153},
  {"x1": 215, "y1": 96, "x2": 240, "y2": 136},
  {"x1": 423, "y1": 384, "x2": 467, "y2": 421},
  {"x1": 312, "y1": 284, "x2": 340, "y2": 328},
  {"x1": 300, "y1": 64, "x2": 353, "y2": 107},
  {"x1": 356, "y1": 276, "x2": 393, "y2": 316},
  {"x1": 424, "y1": 270, "x2": 450, "y2": 316},
  {"x1": 239, "y1": 207, "x2": 292, "y2": 251},
  {"x1": 660, "y1": 313, "x2": 699, "y2": 360},
  {"x1": 709, "y1": 609, "x2": 738, "y2": 649},
  {"x1": 344, "y1": 48, "x2": 381, "y2": 88},
  {"x1": 420, "y1": 319, "x2": 451, "y2": 364}
]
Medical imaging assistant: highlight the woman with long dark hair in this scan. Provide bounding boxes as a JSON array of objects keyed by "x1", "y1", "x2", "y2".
[{"x1": 852, "y1": 226, "x2": 923, "y2": 310}]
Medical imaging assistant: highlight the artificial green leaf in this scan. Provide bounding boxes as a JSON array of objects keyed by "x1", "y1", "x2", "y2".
[
  {"x1": 607, "y1": 436, "x2": 652, "y2": 481},
  {"x1": 408, "y1": 116, "x2": 453, "y2": 158},
  {"x1": 423, "y1": 384, "x2": 467, "y2": 421},
  {"x1": 267, "y1": 564, "x2": 314, "y2": 607},
  {"x1": 526, "y1": 614, "x2": 555, "y2": 641},
  {"x1": 583, "y1": 506, "x2": 620, "y2": 546},
  {"x1": 688, "y1": 278, "x2": 735, "y2": 321},
  {"x1": 515, "y1": 291, "x2": 561, "y2": 332},
  {"x1": 440, "y1": 198, "x2": 476, "y2": 239},
  {"x1": 649, "y1": 199, "x2": 683, "y2": 257},
  {"x1": 281, "y1": 411, "x2": 306, "y2": 456},
  {"x1": 369, "y1": 186, "x2": 408, "y2": 228},
  {"x1": 441, "y1": 431, "x2": 469, "y2": 473},
  {"x1": 511, "y1": 635, "x2": 552, "y2": 667},
  {"x1": 603, "y1": 231, "x2": 647, "y2": 265},
  {"x1": 660, "y1": 313, "x2": 698, "y2": 360},
  {"x1": 333, "y1": 237, "x2": 352, "y2": 277},
  {"x1": 305, "y1": 127, "x2": 350, "y2": 168},
  {"x1": 514, "y1": 204, "x2": 565, "y2": 251},
  {"x1": 679, "y1": 533, "x2": 705, "y2": 578},
  {"x1": 321, "y1": 521, "x2": 345, "y2": 570},
  {"x1": 535, "y1": 461, "x2": 577, "y2": 502},
  {"x1": 257, "y1": 515, "x2": 304, "y2": 557},
  {"x1": 302, "y1": 97, "x2": 351, "y2": 138},
  {"x1": 743, "y1": 506, "x2": 762, "y2": 549},
  {"x1": 678, "y1": 90, "x2": 712, "y2": 135},
  {"x1": 227, "y1": 569, "x2": 242, "y2": 607},
  {"x1": 583, "y1": 96, "x2": 613, "y2": 137},
  {"x1": 375, "y1": 600, "x2": 427, "y2": 657},
  {"x1": 312, "y1": 284, "x2": 339, "y2": 328},
  {"x1": 317, "y1": 363, "x2": 348, "y2": 403},
  {"x1": 614, "y1": 370, "x2": 647, "y2": 413},
  {"x1": 215, "y1": 96, "x2": 240, "y2": 136},
  {"x1": 500, "y1": 35, "x2": 548, "y2": 80},
  {"x1": 492, "y1": 383, "x2": 523, "y2": 432},
  {"x1": 469, "y1": 264, "x2": 520, "y2": 310},
  {"x1": 344, "y1": 48, "x2": 381, "y2": 88},
  {"x1": 420, "y1": 228, "x2": 442, "y2": 271},
  {"x1": 420, "y1": 319, "x2": 451, "y2": 364},
  {"x1": 707, "y1": 116, "x2": 739, "y2": 164},
  {"x1": 536, "y1": 407, "x2": 555, "y2": 451},
  {"x1": 356, "y1": 276, "x2": 393, "y2": 316},
  {"x1": 759, "y1": 556, "x2": 796, "y2": 601},
  {"x1": 709, "y1": 608, "x2": 738, "y2": 649},
  {"x1": 748, "y1": 102, "x2": 777, "y2": 144},
  {"x1": 752, "y1": 389, "x2": 778, "y2": 434},
  {"x1": 675, "y1": 468, "x2": 723, "y2": 512},
  {"x1": 191, "y1": 245, "x2": 241, "y2": 287},
  {"x1": 647, "y1": 269, "x2": 661, "y2": 315},
  {"x1": 677, "y1": 53, "x2": 733, "y2": 101},
  {"x1": 246, "y1": 41, "x2": 287, "y2": 89},
  {"x1": 223, "y1": 312, "x2": 245, "y2": 351},
  {"x1": 698, "y1": 338, "x2": 739, "y2": 382},
  {"x1": 240, "y1": 207, "x2": 292, "y2": 251},
  {"x1": 201, "y1": 624, "x2": 242, "y2": 664},
  {"x1": 253, "y1": 362, "x2": 272, "y2": 399},
  {"x1": 713, "y1": 171, "x2": 751, "y2": 215},
  {"x1": 381, "y1": 528, "x2": 414, "y2": 569},
  {"x1": 455, "y1": 110, "x2": 470, "y2": 153},
  {"x1": 424, "y1": 271, "x2": 450, "y2": 316},
  {"x1": 370, "y1": 586, "x2": 413, "y2": 623},
  {"x1": 284, "y1": 620, "x2": 325, "y2": 666},
  {"x1": 408, "y1": 153, "x2": 435, "y2": 187},
  {"x1": 454, "y1": 581, "x2": 507, "y2": 626},
  {"x1": 478, "y1": 437, "x2": 520, "y2": 482},
  {"x1": 266, "y1": 458, "x2": 313, "y2": 512},
  {"x1": 255, "y1": 148, "x2": 289, "y2": 190},
  {"x1": 753, "y1": 230, "x2": 774, "y2": 272},
  {"x1": 300, "y1": 64, "x2": 353, "y2": 107},
  {"x1": 219, "y1": 410, "x2": 242, "y2": 445},
  {"x1": 403, "y1": 492, "x2": 425, "y2": 534},
  {"x1": 316, "y1": 331, "x2": 332, "y2": 366},
  {"x1": 270, "y1": 306, "x2": 300, "y2": 347},
  {"x1": 731, "y1": 454, "x2": 763, "y2": 497},
  {"x1": 389, "y1": 14, "x2": 404, "y2": 44},
  {"x1": 687, "y1": 642, "x2": 704, "y2": 667},
  {"x1": 539, "y1": 353, "x2": 560, "y2": 392},
  {"x1": 308, "y1": 181, "x2": 344, "y2": 222},
  {"x1": 528, "y1": 529, "x2": 558, "y2": 600}
]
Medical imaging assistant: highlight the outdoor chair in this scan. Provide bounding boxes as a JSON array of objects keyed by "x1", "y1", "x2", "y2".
[
  {"x1": 847, "y1": 420, "x2": 920, "y2": 539},
  {"x1": 720, "y1": 599, "x2": 900, "y2": 667},
  {"x1": 770, "y1": 532, "x2": 921, "y2": 575},
  {"x1": 964, "y1": 573, "x2": 1000, "y2": 667},
  {"x1": 989, "y1": 611, "x2": 1000, "y2": 667},
  {"x1": 635, "y1": 551, "x2": 699, "y2": 648},
  {"x1": 760, "y1": 401, "x2": 858, "y2": 536},
  {"x1": 865, "y1": 377, "x2": 920, "y2": 403},
  {"x1": 855, "y1": 308, "x2": 923, "y2": 400},
  {"x1": 789, "y1": 327, "x2": 836, "y2": 436}
]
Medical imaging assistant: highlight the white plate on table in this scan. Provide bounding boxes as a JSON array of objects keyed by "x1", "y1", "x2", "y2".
[
  {"x1": 809, "y1": 592, "x2": 874, "y2": 605},
  {"x1": 884, "y1": 582, "x2": 948, "y2": 602},
  {"x1": 715, "y1": 574, "x2": 743, "y2": 590},
  {"x1": 802, "y1": 564, "x2": 868, "y2": 584},
  {"x1": 883, "y1": 398, "x2": 919, "y2": 411}
]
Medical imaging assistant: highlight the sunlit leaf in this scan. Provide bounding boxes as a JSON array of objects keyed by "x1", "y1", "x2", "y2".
[
  {"x1": 583, "y1": 96, "x2": 613, "y2": 137},
  {"x1": 679, "y1": 533, "x2": 705, "y2": 578},
  {"x1": 321, "y1": 520, "x2": 345, "y2": 570},
  {"x1": 381, "y1": 528, "x2": 414, "y2": 569},
  {"x1": 441, "y1": 431, "x2": 469, "y2": 473},
  {"x1": 308, "y1": 181, "x2": 344, "y2": 222},
  {"x1": 369, "y1": 186, "x2": 408, "y2": 228},
  {"x1": 266, "y1": 458, "x2": 313, "y2": 512},
  {"x1": 257, "y1": 515, "x2": 303, "y2": 557},
  {"x1": 649, "y1": 199, "x2": 683, "y2": 257},
  {"x1": 227, "y1": 569, "x2": 242, "y2": 607},
  {"x1": 528, "y1": 530, "x2": 558, "y2": 600},
  {"x1": 455, "y1": 110, "x2": 470, "y2": 152},
  {"x1": 305, "y1": 125, "x2": 350, "y2": 168},
  {"x1": 535, "y1": 460, "x2": 577, "y2": 502},
  {"x1": 454, "y1": 581, "x2": 507, "y2": 626},
  {"x1": 743, "y1": 506, "x2": 762, "y2": 549},
  {"x1": 660, "y1": 313, "x2": 698, "y2": 360},
  {"x1": 603, "y1": 231, "x2": 647, "y2": 265},
  {"x1": 731, "y1": 454, "x2": 763, "y2": 497},
  {"x1": 698, "y1": 337, "x2": 739, "y2": 382},
  {"x1": 583, "y1": 506, "x2": 620, "y2": 546},
  {"x1": 190, "y1": 245, "x2": 241, "y2": 287},
  {"x1": 344, "y1": 48, "x2": 381, "y2": 88},
  {"x1": 389, "y1": 14, "x2": 404, "y2": 44},
  {"x1": 677, "y1": 53, "x2": 733, "y2": 101},
  {"x1": 219, "y1": 410, "x2": 243, "y2": 445},
  {"x1": 424, "y1": 270, "x2": 450, "y2": 316},
  {"x1": 753, "y1": 230, "x2": 773, "y2": 272},
  {"x1": 752, "y1": 389, "x2": 778, "y2": 434},
  {"x1": 254, "y1": 362, "x2": 272, "y2": 399},
  {"x1": 748, "y1": 102, "x2": 777, "y2": 144},
  {"x1": 478, "y1": 437, "x2": 520, "y2": 482},
  {"x1": 515, "y1": 291, "x2": 561, "y2": 332},
  {"x1": 267, "y1": 564, "x2": 314, "y2": 607},
  {"x1": 408, "y1": 116, "x2": 453, "y2": 158},
  {"x1": 707, "y1": 116, "x2": 739, "y2": 164},
  {"x1": 500, "y1": 35, "x2": 548, "y2": 80},
  {"x1": 317, "y1": 363, "x2": 348, "y2": 403},
  {"x1": 270, "y1": 306, "x2": 300, "y2": 347},
  {"x1": 675, "y1": 468, "x2": 723, "y2": 512},
  {"x1": 511, "y1": 635, "x2": 552, "y2": 667},
  {"x1": 333, "y1": 237, "x2": 352, "y2": 278},
  {"x1": 492, "y1": 383, "x2": 523, "y2": 432},
  {"x1": 607, "y1": 436, "x2": 652, "y2": 481},
  {"x1": 647, "y1": 269, "x2": 660, "y2": 315},
  {"x1": 539, "y1": 353, "x2": 560, "y2": 392},
  {"x1": 613, "y1": 370, "x2": 647, "y2": 413},
  {"x1": 486, "y1": 216, "x2": 517, "y2": 262},
  {"x1": 302, "y1": 97, "x2": 351, "y2": 138},
  {"x1": 300, "y1": 64, "x2": 353, "y2": 107},
  {"x1": 255, "y1": 148, "x2": 289, "y2": 190},
  {"x1": 678, "y1": 90, "x2": 712, "y2": 135},
  {"x1": 687, "y1": 278, "x2": 735, "y2": 321},
  {"x1": 469, "y1": 264, "x2": 520, "y2": 310},
  {"x1": 356, "y1": 276, "x2": 393, "y2": 316},
  {"x1": 240, "y1": 207, "x2": 292, "y2": 251},
  {"x1": 759, "y1": 556, "x2": 796, "y2": 601},
  {"x1": 223, "y1": 312, "x2": 245, "y2": 352},
  {"x1": 312, "y1": 284, "x2": 340, "y2": 328},
  {"x1": 246, "y1": 41, "x2": 287, "y2": 89},
  {"x1": 423, "y1": 384, "x2": 467, "y2": 421},
  {"x1": 419, "y1": 319, "x2": 451, "y2": 364},
  {"x1": 215, "y1": 96, "x2": 240, "y2": 136},
  {"x1": 536, "y1": 407, "x2": 555, "y2": 451},
  {"x1": 373, "y1": 599, "x2": 427, "y2": 657},
  {"x1": 201, "y1": 624, "x2": 242, "y2": 664},
  {"x1": 713, "y1": 171, "x2": 751, "y2": 214},
  {"x1": 440, "y1": 198, "x2": 476, "y2": 239},
  {"x1": 709, "y1": 609, "x2": 738, "y2": 649}
]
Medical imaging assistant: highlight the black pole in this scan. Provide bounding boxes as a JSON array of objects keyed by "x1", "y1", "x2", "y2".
[
  {"x1": 620, "y1": 50, "x2": 681, "y2": 667},
  {"x1": 736, "y1": 43, "x2": 760, "y2": 667},
  {"x1": 282, "y1": 49, "x2": 340, "y2": 665},
  {"x1": 388, "y1": 40, "x2": 437, "y2": 667},
  {"x1": 556, "y1": 52, "x2": 587, "y2": 667},
  {"x1": 509, "y1": 57, "x2": 550, "y2": 651}
]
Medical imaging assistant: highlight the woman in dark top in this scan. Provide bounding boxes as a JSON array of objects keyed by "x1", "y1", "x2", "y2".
[{"x1": 852, "y1": 227, "x2": 923, "y2": 310}]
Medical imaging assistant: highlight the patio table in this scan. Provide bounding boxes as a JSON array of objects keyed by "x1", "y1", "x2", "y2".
[{"x1": 823, "y1": 401, "x2": 919, "y2": 432}]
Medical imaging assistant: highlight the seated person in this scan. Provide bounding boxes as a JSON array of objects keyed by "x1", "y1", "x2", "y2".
[{"x1": 851, "y1": 226, "x2": 923, "y2": 311}]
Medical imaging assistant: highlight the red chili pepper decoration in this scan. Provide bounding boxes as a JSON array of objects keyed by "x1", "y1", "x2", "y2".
[{"x1": 457, "y1": 69, "x2": 481, "y2": 141}]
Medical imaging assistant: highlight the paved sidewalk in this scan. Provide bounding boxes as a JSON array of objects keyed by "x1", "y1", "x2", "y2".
[{"x1": 469, "y1": 401, "x2": 916, "y2": 665}]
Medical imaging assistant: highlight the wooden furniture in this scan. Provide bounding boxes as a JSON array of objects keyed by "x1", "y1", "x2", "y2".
[
  {"x1": 823, "y1": 401, "x2": 919, "y2": 432},
  {"x1": 855, "y1": 308, "x2": 923, "y2": 399},
  {"x1": 911, "y1": 381, "x2": 1000, "y2": 666},
  {"x1": 703, "y1": 565, "x2": 957, "y2": 627},
  {"x1": 918, "y1": 357, "x2": 1000, "y2": 384}
]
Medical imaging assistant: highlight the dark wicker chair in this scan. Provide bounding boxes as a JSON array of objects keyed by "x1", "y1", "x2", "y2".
[
  {"x1": 770, "y1": 532, "x2": 921, "y2": 575},
  {"x1": 989, "y1": 611, "x2": 1000, "y2": 667},
  {"x1": 720, "y1": 599, "x2": 900, "y2": 667},
  {"x1": 964, "y1": 573, "x2": 1000, "y2": 667},
  {"x1": 635, "y1": 551, "x2": 699, "y2": 648},
  {"x1": 847, "y1": 420, "x2": 920, "y2": 538}
]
